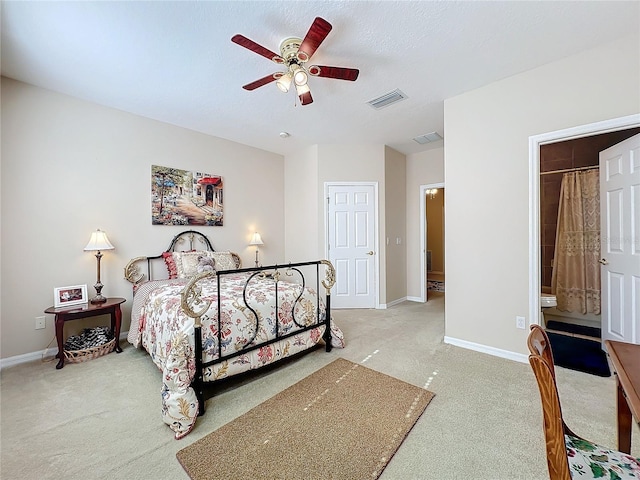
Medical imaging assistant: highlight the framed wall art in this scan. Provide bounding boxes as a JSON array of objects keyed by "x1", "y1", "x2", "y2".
[
  {"x1": 151, "y1": 165, "x2": 224, "y2": 226},
  {"x1": 54, "y1": 284, "x2": 88, "y2": 308}
]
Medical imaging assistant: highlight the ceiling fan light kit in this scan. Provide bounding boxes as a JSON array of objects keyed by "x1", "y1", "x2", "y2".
[
  {"x1": 276, "y1": 73, "x2": 292, "y2": 92},
  {"x1": 295, "y1": 83, "x2": 310, "y2": 96},
  {"x1": 291, "y1": 65, "x2": 308, "y2": 86},
  {"x1": 231, "y1": 17, "x2": 359, "y2": 106}
]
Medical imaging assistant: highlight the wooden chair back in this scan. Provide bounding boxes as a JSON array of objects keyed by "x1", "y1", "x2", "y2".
[
  {"x1": 528, "y1": 325, "x2": 579, "y2": 436},
  {"x1": 528, "y1": 324, "x2": 556, "y2": 377},
  {"x1": 528, "y1": 352, "x2": 572, "y2": 480},
  {"x1": 528, "y1": 324, "x2": 587, "y2": 479}
]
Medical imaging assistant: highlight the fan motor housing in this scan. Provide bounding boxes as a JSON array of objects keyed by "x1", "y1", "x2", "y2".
[{"x1": 279, "y1": 37, "x2": 304, "y2": 63}]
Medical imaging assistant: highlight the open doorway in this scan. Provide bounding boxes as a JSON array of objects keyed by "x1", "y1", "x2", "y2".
[
  {"x1": 420, "y1": 183, "x2": 445, "y2": 302},
  {"x1": 528, "y1": 114, "x2": 640, "y2": 332},
  {"x1": 539, "y1": 128, "x2": 640, "y2": 340}
]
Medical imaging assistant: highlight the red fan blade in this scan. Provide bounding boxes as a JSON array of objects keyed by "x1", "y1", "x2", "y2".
[
  {"x1": 299, "y1": 91, "x2": 313, "y2": 106},
  {"x1": 232, "y1": 34, "x2": 284, "y2": 64},
  {"x1": 242, "y1": 73, "x2": 280, "y2": 91},
  {"x1": 308, "y1": 65, "x2": 359, "y2": 81},
  {"x1": 297, "y1": 17, "x2": 332, "y2": 62}
]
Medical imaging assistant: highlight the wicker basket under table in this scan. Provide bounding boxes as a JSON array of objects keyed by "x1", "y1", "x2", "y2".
[{"x1": 63, "y1": 338, "x2": 116, "y2": 364}]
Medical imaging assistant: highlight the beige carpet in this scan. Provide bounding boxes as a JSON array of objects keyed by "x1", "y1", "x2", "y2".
[
  {"x1": 176, "y1": 358, "x2": 435, "y2": 480},
  {"x1": 4, "y1": 294, "x2": 639, "y2": 479}
]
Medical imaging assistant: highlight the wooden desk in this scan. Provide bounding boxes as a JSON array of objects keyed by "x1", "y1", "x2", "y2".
[
  {"x1": 45, "y1": 297, "x2": 125, "y2": 370},
  {"x1": 605, "y1": 340, "x2": 640, "y2": 454}
]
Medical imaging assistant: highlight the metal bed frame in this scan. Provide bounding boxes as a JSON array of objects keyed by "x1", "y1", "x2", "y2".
[{"x1": 124, "y1": 230, "x2": 335, "y2": 416}]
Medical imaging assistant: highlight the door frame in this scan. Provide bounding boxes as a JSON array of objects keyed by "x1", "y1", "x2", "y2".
[
  {"x1": 324, "y1": 181, "x2": 380, "y2": 308},
  {"x1": 420, "y1": 182, "x2": 445, "y2": 303},
  {"x1": 527, "y1": 113, "x2": 640, "y2": 328}
]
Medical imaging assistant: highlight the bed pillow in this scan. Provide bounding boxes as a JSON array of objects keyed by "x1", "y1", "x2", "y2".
[
  {"x1": 172, "y1": 251, "x2": 216, "y2": 278},
  {"x1": 162, "y1": 252, "x2": 178, "y2": 279},
  {"x1": 210, "y1": 251, "x2": 238, "y2": 271}
]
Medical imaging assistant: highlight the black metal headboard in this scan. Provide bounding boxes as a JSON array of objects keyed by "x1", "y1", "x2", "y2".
[
  {"x1": 124, "y1": 230, "x2": 216, "y2": 285},
  {"x1": 165, "y1": 230, "x2": 214, "y2": 253}
]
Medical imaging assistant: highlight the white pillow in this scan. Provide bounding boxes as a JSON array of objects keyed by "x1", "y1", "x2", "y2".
[
  {"x1": 210, "y1": 251, "x2": 238, "y2": 271},
  {"x1": 172, "y1": 251, "x2": 214, "y2": 278}
]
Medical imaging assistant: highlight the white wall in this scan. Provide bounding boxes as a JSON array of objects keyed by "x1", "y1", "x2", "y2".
[
  {"x1": 384, "y1": 146, "x2": 407, "y2": 304},
  {"x1": 406, "y1": 148, "x2": 444, "y2": 299},
  {"x1": 1, "y1": 78, "x2": 285, "y2": 359},
  {"x1": 284, "y1": 145, "x2": 319, "y2": 263},
  {"x1": 444, "y1": 34, "x2": 640, "y2": 355}
]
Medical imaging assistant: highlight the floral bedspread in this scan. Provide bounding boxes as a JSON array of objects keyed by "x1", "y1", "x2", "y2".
[{"x1": 130, "y1": 272, "x2": 344, "y2": 439}]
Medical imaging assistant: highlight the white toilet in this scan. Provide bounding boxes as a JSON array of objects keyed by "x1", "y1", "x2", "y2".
[{"x1": 540, "y1": 293, "x2": 557, "y2": 326}]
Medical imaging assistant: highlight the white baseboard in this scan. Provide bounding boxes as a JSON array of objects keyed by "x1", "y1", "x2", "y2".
[
  {"x1": 1, "y1": 331, "x2": 130, "y2": 370},
  {"x1": 443, "y1": 336, "x2": 528, "y2": 364},
  {"x1": 385, "y1": 297, "x2": 408, "y2": 308},
  {"x1": 406, "y1": 296, "x2": 424, "y2": 302},
  {"x1": 0, "y1": 350, "x2": 48, "y2": 370}
]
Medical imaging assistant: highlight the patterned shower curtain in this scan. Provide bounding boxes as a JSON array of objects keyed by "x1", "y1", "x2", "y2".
[{"x1": 551, "y1": 169, "x2": 601, "y2": 314}]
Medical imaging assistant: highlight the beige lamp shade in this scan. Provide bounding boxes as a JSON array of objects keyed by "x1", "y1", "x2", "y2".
[
  {"x1": 249, "y1": 232, "x2": 264, "y2": 246},
  {"x1": 84, "y1": 229, "x2": 115, "y2": 251}
]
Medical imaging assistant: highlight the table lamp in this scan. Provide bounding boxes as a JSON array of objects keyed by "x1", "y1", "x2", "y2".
[
  {"x1": 84, "y1": 229, "x2": 115, "y2": 304},
  {"x1": 249, "y1": 232, "x2": 264, "y2": 267}
]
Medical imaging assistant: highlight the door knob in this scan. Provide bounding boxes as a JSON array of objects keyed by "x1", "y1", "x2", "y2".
[
  {"x1": 598, "y1": 258, "x2": 608, "y2": 265},
  {"x1": 366, "y1": 251, "x2": 375, "y2": 255}
]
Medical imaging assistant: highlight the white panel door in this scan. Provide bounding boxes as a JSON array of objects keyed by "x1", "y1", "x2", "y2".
[
  {"x1": 327, "y1": 184, "x2": 376, "y2": 308},
  {"x1": 600, "y1": 134, "x2": 640, "y2": 345}
]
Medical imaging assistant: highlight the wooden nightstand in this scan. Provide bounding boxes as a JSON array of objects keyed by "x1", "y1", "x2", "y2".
[{"x1": 44, "y1": 297, "x2": 126, "y2": 369}]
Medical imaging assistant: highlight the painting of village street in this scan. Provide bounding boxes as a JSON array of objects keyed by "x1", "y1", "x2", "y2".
[{"x1": 151, "y1": 165, "x2": 223, "y2": 226}]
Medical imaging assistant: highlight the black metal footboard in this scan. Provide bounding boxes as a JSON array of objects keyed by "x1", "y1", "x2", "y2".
[{"x1": 180, "y1": 260, "x2": 335, "y2": 416}]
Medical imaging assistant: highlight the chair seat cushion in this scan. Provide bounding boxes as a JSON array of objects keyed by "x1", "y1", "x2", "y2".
[{"x1": 565, "y1": 434, "x2": 640, "y2": 479}]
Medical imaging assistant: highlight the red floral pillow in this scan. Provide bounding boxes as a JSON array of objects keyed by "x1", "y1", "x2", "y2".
[{"x1": 162, "y1": 252, "x2": 178, "y2": 279}]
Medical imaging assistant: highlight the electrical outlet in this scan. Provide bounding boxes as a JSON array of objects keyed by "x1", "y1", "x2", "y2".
[
  {"x1": 35, "y1": 316, "x2": 46, "y2": 330},
  {"x1": 516, "y1": 316, "x2": 526, "y2": 330}
]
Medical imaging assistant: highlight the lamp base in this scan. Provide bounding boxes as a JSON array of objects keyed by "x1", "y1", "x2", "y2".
[
  {"x1": 90, "y1": 253, "x2": 108, "y2": 304},
  {"x1": 90, "y1": 295, "x2": 107, "y2": 304}
]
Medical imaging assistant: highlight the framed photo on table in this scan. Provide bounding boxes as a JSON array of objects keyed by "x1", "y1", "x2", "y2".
[{"x1": 53, "y1": 284, "x2": 88, "y2": 308}]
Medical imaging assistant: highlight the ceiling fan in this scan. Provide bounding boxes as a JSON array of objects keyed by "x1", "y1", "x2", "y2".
[{"x1": 231, "y1": 17, "x2": 359, "y2": 106}]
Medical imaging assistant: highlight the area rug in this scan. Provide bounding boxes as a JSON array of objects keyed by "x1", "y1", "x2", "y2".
[
  {"x1": 176, "y1": 358, "x2": 435, "y2": 480},
  {"x1": 546, "y1": 320, "x2": 601, "y2": 339},
  {"x1": 547, "y1": 332, "x2": 611, "y2": 377}
]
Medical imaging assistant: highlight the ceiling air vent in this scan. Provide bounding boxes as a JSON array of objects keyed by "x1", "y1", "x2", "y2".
[
  {"x1": 367, "y1": 89, "x2": 408, "y2": 109},
  {"x1": 413, "y1": 132, "x2": 443, "y2": 144}
]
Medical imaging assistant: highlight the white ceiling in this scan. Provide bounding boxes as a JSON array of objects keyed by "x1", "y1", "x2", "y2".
[{"x1": 2, "y1": 1, "x2": 638, "y2": 156}]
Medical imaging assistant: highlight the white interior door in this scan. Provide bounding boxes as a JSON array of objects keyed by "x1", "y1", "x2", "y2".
[
  {"x1": 327, "y1": 183, "x2": 377, "y2": 308},
  {"x1": 600, "y1": 133, "x2": 640, "y2": 345}
]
